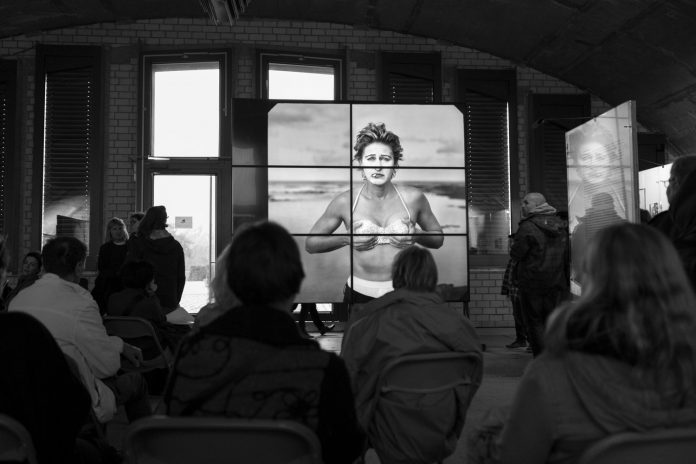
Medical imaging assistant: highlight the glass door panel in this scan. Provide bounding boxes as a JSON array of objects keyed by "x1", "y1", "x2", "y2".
[{"x1": 153, "y1": 174, "x2": 216, "y2": 313}]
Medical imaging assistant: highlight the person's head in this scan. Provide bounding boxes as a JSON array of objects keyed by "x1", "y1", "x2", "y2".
[
  {"x1": 104, "y1": 217, "x2": 128, "y2": 244},
  {"x1": 589, "y1": 192, "x2": 615, "y2": 210},
  {"x1": 391, "y1": 246, "x2": 438, "y2": 292},
  {"x1": 226, "y1": 221, "x2": 304, "y2": 308},
  {"x1": 138, "y1": 206, "x2": 168, "y2": 238},
  {"x1": 354, "y1": 122, "x2": 404, "y2": 187},
  {"x1": 120, "y1": 260, "x2": 156, "y2": 292},
  {"x1": 569, "y1": 125, "x2": 621, "y2": 185},
  {"x1": 128, "y1": 212, "x2": 145, "y2": 235},
  {"x1": 546, "y1": 223, "x2": 696, "y2": 388},
  {"x1": 666, "y1": 155, "x2": 696, "y2": 204},
  {"x1": 521, "y1": 192, "x2": 547, "y2": 218},
  {"x1": 21, "y1": 252, "x2": 42, "y2": 277},
  {"x1": 41, "y1": 236, "x2": 87, "y2": 281}
]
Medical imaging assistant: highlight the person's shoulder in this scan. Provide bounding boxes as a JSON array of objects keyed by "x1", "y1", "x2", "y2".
[{"x1": 396, "y1": 183, "x2": 427, "y2": 201}]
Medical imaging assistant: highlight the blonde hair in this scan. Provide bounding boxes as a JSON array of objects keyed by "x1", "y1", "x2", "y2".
[
  {"x1": 546, "y1": 223, "x2": 696, "y2": 395},
  {"x1": 103, "y1": 217, "x2": 128, "y2": 243}
]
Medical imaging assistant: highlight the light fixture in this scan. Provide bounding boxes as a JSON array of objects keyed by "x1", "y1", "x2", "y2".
[{"x1": 199, "y1": 0, "x2": 251, "y2": 25}]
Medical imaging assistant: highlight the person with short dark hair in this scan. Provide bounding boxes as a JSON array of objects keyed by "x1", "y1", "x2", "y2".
[
  {"x1": 650, "y1": 154, "x2": 696, "y2": 290},
  {"x1": 341, "y1": 245, "x2": 482, "y2": 464},
  {"x1": 9, "y1": 236, "x2": 151, "y2": 424},
  {"x1": 108, "y1": 259, "x2": 190, "y2": 351},
  {"x1": 500, "y1": 223, "x2": 696, "y2": 464},
  {"x1": 2, "y1": 251, "x2": 42, "y2": 310},
  {"x1": 127, "y1": 205, "x2": 186, "y2": 312},
  {"x1": 127, "y1": 211, "x2": 145, "y2": 237},
  {"x1": 165, "y1": 221, "x2": 365, "y2": 464}
]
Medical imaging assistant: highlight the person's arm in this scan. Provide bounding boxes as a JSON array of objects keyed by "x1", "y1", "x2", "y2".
[
  {"x1": 499, "y1": 363, "x2": 555, "y2": 464},
  {"x1": 96, "y1": 243, "x2": 109, "y2": 273},
  {"x1": 305, "y1": 193, "x2": 352, "y2": 254},
  {"x1": 74, "y1": 298, "x2": 123, "y2": 378},
  {"x1": 510, "y1": 222, "x2": 533, "y2": 261},
  {"x1": 176, "y1": 242, "x2": 186, "y2": 303}
]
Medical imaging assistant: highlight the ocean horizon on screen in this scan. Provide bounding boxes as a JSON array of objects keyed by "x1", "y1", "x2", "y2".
[{"x1": 269, "y1": 180, "x2": 469, "y2": 302}]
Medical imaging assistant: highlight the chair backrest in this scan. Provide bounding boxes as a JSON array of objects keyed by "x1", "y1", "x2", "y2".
[
  {"x1": 103, "y1": 316, "x2": 170, "y2": 371},
  {"x1": 378, "y1": 351, "x2": 483, "y2": 394},
  {"x1": 0, "y1": 414, "x2": 38, "y2": 464},
  {"x1": 578, "y1": 428, "x2": 696, "y2": 464},
  {"x1": 124, "y1": 416, "x2": 323, "y2": 464}
]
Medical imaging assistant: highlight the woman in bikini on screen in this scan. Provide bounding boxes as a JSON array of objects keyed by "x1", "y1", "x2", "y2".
[{"x1": 306, "y1": 122, "x2": 443, "y2": 304}]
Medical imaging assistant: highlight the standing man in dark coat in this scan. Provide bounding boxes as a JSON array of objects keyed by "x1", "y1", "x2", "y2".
[
  {"x1": 649, "y1": 155, "x2": 696, "y2": 290},
  {"x1": 510, "y1": 192, "x2": 569, "y2": 356}
]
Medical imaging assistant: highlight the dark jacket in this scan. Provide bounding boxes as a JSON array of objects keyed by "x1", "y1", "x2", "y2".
[
  {"x1": 106, "y1": 288, "x2": 190, "y2": 356},
  {"x1": 0, "y1": 312, "x2": 92, "y2": 464},
  {"x1": 511, "y1": 213, "x2": 569, "y2": 293},
  {"x1": 127, "y1": 233, "x2": 185, "y2": 311},
  {"x1": 650, "y1": 169, "x2": 696, "y2": 290},
  {"x1": 91, "y1": 241, "x2": 128, "y2": 311},
  {"x1": 164, "y1": 304, "x2": 365, "y2": 464},
  {"x1": 342, "y1": 289, "x2": 483, "y2": 464}
]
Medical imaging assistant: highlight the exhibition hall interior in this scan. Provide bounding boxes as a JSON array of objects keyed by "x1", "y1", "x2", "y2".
[{"x1": 1, "y1": 1, "x2": 695, "y2": 463}]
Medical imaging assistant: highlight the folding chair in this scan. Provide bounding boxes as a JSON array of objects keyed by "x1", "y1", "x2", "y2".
[
  {"x1": 0, "y1": 414, "x2": 38, "y2": 464},
  {"x1": 368, "y1": 351, "x2": 483, "y2": 464},
  {"x1": 103, "y1": 316, "x2": 171, "y2": 372},
  {"x1": 577, "y1": 427, "x2": 696, "y2": 464},
  {"x1": 123, "y1": 416, "x2": 323, "y2": 464}
]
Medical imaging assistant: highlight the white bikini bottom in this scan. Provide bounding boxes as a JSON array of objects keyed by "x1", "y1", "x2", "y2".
[{"x1": 348, "y1": 275, "x2": 393, "y2": 298}]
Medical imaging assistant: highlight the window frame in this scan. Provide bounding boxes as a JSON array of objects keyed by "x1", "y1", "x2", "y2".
[
  {"x1": 380, "y1": 52, "x2": 442, "y2": 103},
  {"x1": 139, "y1": 50, "x2": 232, "y2": 258},
  {"x1": 31, "y1": 45, "x2": 105, "y2": 268},
  {"x1": 0, "y1": 59, "x2": 20, "y2": 270},
  {"x1": 458, "y1": 68, "x2": 518, "y2": 267},
  {"x1": 258, "y1": 50, "x2": 345, "y2": 100}
]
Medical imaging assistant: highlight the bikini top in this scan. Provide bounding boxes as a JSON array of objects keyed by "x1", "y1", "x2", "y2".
[{"x1": 352, "y1": 183, "x2": 412, "y2": 244}]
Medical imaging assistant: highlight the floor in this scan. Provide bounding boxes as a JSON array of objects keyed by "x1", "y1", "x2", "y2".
[{"x1": 110, "y1": 325, "x2": 532, "y2": 464}]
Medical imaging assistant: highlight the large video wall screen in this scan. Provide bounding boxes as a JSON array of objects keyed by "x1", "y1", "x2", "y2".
[{"x1": 232, "y1": 100, "x2": 469, "y2": 303}]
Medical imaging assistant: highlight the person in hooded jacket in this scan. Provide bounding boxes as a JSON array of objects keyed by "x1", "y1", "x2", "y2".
[
  {"x1": 500, "y1": 222, "x2": 696, "y2": 464},
  {"x1": 127, "y1": 205, "x2": 186, "y2": 312},
  {"x1": 510, "y1": 193, "x2": 569, "y2": 356},
  {"x1": 341, "y1": 246, "x2": 482, "y2": 464},
  {"x1": 649, "y1": 155, "x2": 696, "y2": 291}
]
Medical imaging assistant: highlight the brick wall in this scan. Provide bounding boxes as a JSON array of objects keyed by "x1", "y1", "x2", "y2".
[{"x1": 0, "y1": 17, "x2": 613, "y2": 327}]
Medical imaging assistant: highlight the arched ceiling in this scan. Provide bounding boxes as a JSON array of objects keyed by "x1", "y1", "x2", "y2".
[{"x1": 1, "y1": 0, "x2": 695, "y2": 154}]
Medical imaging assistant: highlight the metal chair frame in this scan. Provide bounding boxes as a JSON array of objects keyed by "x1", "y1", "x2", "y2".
[
  {"x1": 0, "y1": 413, "x2": 38, "y2": 464},
  {"x1": 123, "y1": 415, "x2": 323, "y2": 464},
  {"x1": 578, "y1": 427, "x2": 696, "y2": 464}
]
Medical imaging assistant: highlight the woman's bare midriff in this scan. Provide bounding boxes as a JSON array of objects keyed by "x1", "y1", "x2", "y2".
[{"x1": 352, "y1": 244, "x2": 401, "y2": 281}]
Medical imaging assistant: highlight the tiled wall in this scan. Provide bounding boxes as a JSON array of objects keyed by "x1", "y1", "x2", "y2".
[{"x1": 0, "y1": 17, "x2": 610, "y2": 327}]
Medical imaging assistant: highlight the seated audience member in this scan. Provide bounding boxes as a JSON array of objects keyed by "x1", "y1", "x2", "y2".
[
  {"x1": 500, "y1": 223, "x2": 696, "y2": 464},
  {"x1": 92, "y1": 217, "x2": 129, "y2": 311},
  {"x1": 9, "y1": 236, "x2": 152, "y2": 424},
  {"x1": 0, "y1": 312, "x2": 96, "y2": 464},
  {"x1": 127, "y1": 205, "x2": 185, "y2": 312},
  {"x1": 164, "y1": 221, "x2": 364, "y2": 464},
  {"x1": 108, "y1": 260, "x2": 190, "y2": 352},
  {"x1": 341, "y1": 246, "x2": 483, "y2": 464},
  {"x1": 1, "y1": 251, "x2": 42, "y2": 310}
]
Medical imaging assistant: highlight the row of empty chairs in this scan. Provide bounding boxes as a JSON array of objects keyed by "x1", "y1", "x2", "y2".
[{"x1": 4, "y1": 411, "x2": 696, "y2": 464}]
